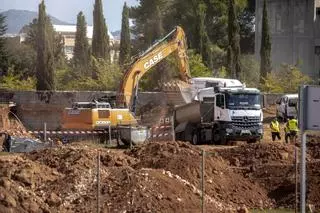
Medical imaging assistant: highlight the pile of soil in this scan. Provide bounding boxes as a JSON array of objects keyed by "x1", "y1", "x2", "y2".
[
  {"x1": 128, "y1": 141, "x2": 273, "y2": 209},
  {"x1": 216, "y1": 142, "x2": 320, "y2": 209},
  {"x1": 0, "y1": 141, "x2": 276, "y2": 213},
  {"x1": 1, "y1": 139, "x2": 320, "y2": 212},
  {"x1": 0, "y1": 142, "x2": 235, "y2": 212},
  {"x1": 0, "y1": 155, "x2": 61, "y2": 213},
  {"x1": 0, "y1": 105, "x2": 33, "y2": 138}
]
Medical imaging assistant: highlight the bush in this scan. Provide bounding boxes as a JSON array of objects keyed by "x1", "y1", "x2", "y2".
[
  {"x1": 261, "y1": 64, "x2": 313, "y2": 93},
  {"x1": 56, "y1": 57, "x2": 122, "y2": 91},
  {"x1": 240, "y1": 55, "x2": 260, "y2": 88},
  {"x1": 0, "y1": 66, "x2": 36, "y2": 90},
  {"x1": 188, "y1": 50, "x2": 212, "y2": 77}
]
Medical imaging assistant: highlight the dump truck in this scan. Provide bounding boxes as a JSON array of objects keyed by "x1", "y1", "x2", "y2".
[{"x1": 174, "y1": 78, "x2": 263, "y2": 145}]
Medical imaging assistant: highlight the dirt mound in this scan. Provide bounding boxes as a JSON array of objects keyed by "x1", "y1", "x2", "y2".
[
  {"x1": 0, "y1": 105, "x2": 34, "y2": 139},
  {"x1": 2, "y1": 140, "x2": 320, "y2": 212},
  {"x1": 0, "y1": 143, "x2": 230, "y2": 212},
  {"x1": 307, "y1": 140, "x2": 320, "y2": 160},
  {"x1": 128, "y1": 141, "x2": 274, "y2": 209},
  {"x1": 218, "y1": 143, "x2": 296, "y2": 166},
  {"x1": 0, "y1": 155, "x2": 60, "y2": 213},
  {"x1": 102, "y1": 167, "x2": 226, "y2": 212},
  {"x1": 216, "y1": 142, "x2": 320, "y2": 209}
]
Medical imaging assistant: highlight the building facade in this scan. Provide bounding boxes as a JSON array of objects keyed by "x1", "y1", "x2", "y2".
[
  {"x1": 53, "y1": 25, "x2": 118, "y2": 60},
  {"x1": 255, "y1": 0, "x2": 320, "y2": 78},
  {"x1": 18, "y1": 25, "x2": 119, "y2": 60}
]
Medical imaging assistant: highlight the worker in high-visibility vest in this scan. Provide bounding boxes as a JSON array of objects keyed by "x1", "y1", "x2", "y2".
[
  {"x1": 286, "y1": 116, "x2": 299, "y2": 143},
  {"x1": 270, "y1": 117, "x2": 281, "y2": 141},
  {"x1": 284, "y1": 125, "x2": 290, "y2": 144}
]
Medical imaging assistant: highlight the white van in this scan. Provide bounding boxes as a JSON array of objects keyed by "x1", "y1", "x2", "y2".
[{"x1": 276, "y1": 94, "x2": 298, "y2": 121}]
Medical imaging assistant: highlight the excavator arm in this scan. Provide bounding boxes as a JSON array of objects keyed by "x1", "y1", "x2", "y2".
[{"x1": 116, "y1": 26, "x2": 191, "y2": 110}]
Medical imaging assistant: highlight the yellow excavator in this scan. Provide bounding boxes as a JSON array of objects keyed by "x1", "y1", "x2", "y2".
[
  {"x1": 116, "y1": 26, "x2": 191, "y2": 112},
  {"x1": 61, "y1": 26, "x2": 191, "y2": 143}
]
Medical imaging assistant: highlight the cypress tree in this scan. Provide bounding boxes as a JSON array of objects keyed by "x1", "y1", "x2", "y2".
[
  {"x1": 260, "y1": 0, "x2": 271, "y2": 83},
  {"x1": 36, "y1": 0, "x2": 55, "y2": 90},
  {"x1": 119, "y1": 2, "x2": 131, "y2": 68},
  {"x1": 197, "y1": 3, "x2": 213, "y2": 72},
  {"x1": 92, "y1": 0, "x2": 110, "y2": 63},
  {"x1": 153, "y1": 6, "x2": 168, "y2": 85},
  {"x1": 0, "y1": 14, "x2": 8, "y2": 76},
  {"x1": 227, "y1": 0, "x2": 241, "y2": 79},
  {"x1": 154, "y1": 6, "x2": 164, "y2": 39},
  {"x1": 73, "y1": 11, "x2": 90, "y2": 76}
]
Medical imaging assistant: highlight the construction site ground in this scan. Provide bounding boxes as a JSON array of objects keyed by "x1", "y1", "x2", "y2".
[{"x1": 1, "y1": 106, "x2": 320, "y2": 213}]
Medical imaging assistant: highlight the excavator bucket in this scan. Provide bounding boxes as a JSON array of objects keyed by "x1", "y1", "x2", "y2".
[{"x1": 161, "y1": 80, "x2": 193, "y2": 107}]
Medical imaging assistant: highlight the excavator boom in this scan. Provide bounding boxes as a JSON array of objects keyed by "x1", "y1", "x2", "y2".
[{"x1": 117, "y1": 26, "x2": 191, "y2": 109}]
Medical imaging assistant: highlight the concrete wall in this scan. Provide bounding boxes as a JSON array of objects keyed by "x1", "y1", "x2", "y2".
[
  {"x1": 262, "y1": 93, "x2": 284, "y2": 107},
  {"x1": 0, "y1": 91, "x2": 166, "y2": 130},
  {"x1": 0, "y1": 91, "x2": 285, "y2": 131},
  {"x1": 255, "y1": 0, "x2": 318, "y2": 78}
]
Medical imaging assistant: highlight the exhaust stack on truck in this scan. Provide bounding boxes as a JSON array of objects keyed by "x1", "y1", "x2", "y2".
[{"x1": 174, "y1": 78, "x2": 263, "y2": 145}]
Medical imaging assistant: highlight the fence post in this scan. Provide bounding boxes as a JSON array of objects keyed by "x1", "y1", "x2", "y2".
[
  {"x1": 44, "y1": 122, "x2": 47, "y2": 143},
  {"x1": 130, "y1": 125, "x2": 133, "y2": 149},
  {"x1": 171, "y1": 115, "x2": 175, "y2": 142},
  {"x1": 201, "y1": 150, "x2": 205, "y2": 213},
  {"x1": 108, "y1": 125, "x2": 112, "y2": 145},
  {"x1": 295, "y1": 144, "x2": 298, "y2": 213},
  {"x1": 97, "y1": 151, "x2": 100, "y2": 213}
]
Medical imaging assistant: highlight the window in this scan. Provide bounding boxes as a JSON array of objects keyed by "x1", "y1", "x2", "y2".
[
  {"x1": 205, "y1": 82, "x2": 218, "y2": 88},
  {"x1": 203, "y1": 97, "x2": 215, "y2": 103},
  {"x1": 98, "y1": 110, "x2": 110, "y2": 118},
  {"x1": 216, "y1": 94, "x2": 225, "y2": 108},
  {"x1": 317, "y1": 7, "x2": 320, "y2": 16}
]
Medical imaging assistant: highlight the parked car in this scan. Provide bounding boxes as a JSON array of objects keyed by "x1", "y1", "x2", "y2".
[{"x1": 276, "y1": 94, "x2": 298, "y2": 121}]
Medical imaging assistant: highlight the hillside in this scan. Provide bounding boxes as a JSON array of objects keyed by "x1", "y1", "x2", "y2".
[{"x1": 1, "y1": 9, "x2": 71, "y2": 34}]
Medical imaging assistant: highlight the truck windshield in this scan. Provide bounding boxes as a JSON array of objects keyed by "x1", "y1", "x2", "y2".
[
  {"x1": 226, "y1": 93, "x2": 261, "y2": 110},
  {"x1": 288, "y1": 98, "x2": 298, "y2": 107}
]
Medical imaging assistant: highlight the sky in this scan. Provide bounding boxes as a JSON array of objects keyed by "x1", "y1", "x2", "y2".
[{"x1": 0, "y1": 0, "x2": 139, "y2": 31}]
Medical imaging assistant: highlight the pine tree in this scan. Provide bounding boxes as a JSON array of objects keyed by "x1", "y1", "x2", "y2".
[
  {"x1": 260, "y1": 0, "x2": 271, "y2": 83},
  {"x1": 119, "y1": 2, "x2": 131, "y2": 68},
  {"x1": 36, "y1": 0, "x2": 55, "y2": 90},
  {"x1": 0, "y1": 14, "x2": 8, "y2": 76},
  {"x1": 73, "y1": 11, "x2": 90, "y2": 76},
  {"x1": 92, "y1": 0, "x2": 110, "y2": 66},
  {"x1": 227, "y1": 0, "x2": 241, "y2": 79}
]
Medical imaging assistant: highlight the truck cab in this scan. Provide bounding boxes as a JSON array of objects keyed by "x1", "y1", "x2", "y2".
[
  {"x1": 276, "y1": 94, "x2": 298, "y2": 121},
  {"x1": 198, "y1": 87, "x2": 263, "y2": 143}
]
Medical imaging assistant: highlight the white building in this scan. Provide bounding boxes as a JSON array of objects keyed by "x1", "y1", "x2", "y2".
[{"x1": 53, "y1": 25, "x2": 118, "y2": 60}]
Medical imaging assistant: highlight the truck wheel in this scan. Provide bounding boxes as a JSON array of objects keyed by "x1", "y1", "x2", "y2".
[
  {"x1": 213, "y1": 129, "x2": 226, "y2": 145},
  {"x1": 191, "y1": 132, "x2": 199, "y2": 145}
]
